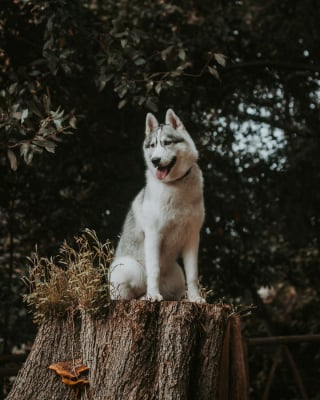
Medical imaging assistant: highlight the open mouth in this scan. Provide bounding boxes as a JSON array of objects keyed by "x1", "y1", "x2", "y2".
[{"x1": 155, "y1": 157, "x2": 177, "y2": 180}]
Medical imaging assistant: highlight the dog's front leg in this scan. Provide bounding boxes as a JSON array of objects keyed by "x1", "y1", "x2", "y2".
[
  {"x1": 144, "y1": 230, "x2": 163, "y2": 301},
  {"x1": 183, "y1": 233, "x2": 206, "y2": 303}
]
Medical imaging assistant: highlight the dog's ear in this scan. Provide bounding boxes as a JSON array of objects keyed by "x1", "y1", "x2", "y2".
[
  {"x1": 165, "y1": 109, "x2": 184, "y2": 130},
  {"x1": 145, "y1": 113, "x2": 159, "y2": 136}
]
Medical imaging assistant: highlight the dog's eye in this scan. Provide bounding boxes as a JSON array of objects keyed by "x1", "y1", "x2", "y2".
[
  {"x1": 163, "y1": 140, "x2": 172, "y2": 146},
  {"x1": 149, "y1": 143, "x2": 156, "y2": 148}
]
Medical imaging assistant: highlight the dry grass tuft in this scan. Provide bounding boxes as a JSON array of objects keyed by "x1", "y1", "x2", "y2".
[{"x1": 23, "y1": 229, "x2": 113, "y2": 323}]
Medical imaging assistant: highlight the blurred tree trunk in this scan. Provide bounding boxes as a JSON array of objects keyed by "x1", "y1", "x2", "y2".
[{"x1": 7, "y1": 302, "x2": 247, "y2": 400}]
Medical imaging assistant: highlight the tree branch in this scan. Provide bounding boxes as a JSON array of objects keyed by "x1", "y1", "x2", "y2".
[{"x1": 223, "y1": 60, "x2": 320, "y2": 74}]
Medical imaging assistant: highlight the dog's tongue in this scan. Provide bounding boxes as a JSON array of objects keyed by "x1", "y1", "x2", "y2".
[{"x1": 156, "y1": 167, "x2": 168, "y2": 180}]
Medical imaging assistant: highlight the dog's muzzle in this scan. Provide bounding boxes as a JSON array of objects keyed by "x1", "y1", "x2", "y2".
[{"x1": 152, "y1": 157, "x2": 177, "y2": 180}]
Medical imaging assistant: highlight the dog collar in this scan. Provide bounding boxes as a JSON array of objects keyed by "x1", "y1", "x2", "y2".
[{"x1": 174, "y1": 166, "x2": 192, "y2": 182}]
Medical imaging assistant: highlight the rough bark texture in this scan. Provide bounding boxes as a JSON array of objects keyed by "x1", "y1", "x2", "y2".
[
  {"x1": 7, "y1": 301, "x2": 247, "y2": 400},
  {"x1": 218, "y1": 314, "x2": 249, "y2": 400},
  {"x1": 7, "y1": 317, "x2": 81, "y2": 400}
]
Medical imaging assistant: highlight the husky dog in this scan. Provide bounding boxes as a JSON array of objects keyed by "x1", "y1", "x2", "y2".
[{"x1": 109, "y1": 109, "x2": 205, "y2": 303}]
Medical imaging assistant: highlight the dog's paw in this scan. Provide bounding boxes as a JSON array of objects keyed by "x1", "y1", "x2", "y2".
[
  {"x1": 141, "y1": 293, "x2": 164, "y2": 302},
  {"x1": 149, "y1": 293, "x2": 164, "y2": 302},
  {"x1": 188, "y1": 295, "x2": 206, "y2": 304}
]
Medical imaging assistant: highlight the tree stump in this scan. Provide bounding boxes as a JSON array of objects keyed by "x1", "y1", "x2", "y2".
[
  {"x1": 6, "y1": 301, "x2": 248, "y2": 400},
  {"x1": 8, "y1": 235, "x2": 248, "y2": 399}
]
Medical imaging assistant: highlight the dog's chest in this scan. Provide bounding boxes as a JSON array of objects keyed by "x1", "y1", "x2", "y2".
[{"x1": 142, "y1": 182, "x2": 203, "y2": 235}]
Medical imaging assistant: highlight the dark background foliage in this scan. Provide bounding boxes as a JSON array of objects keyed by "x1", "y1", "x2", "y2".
[{"x1": 1, "y1": 0, "x2": 320, "y2": 398}]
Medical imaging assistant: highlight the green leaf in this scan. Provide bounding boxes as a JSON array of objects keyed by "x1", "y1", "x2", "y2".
[
  {"x1": 7, "y1": 149, "x2": 18, "y2": 171},
  {"x1": 50, "y1": 107, "x2": 64, "y2": 119},
  {"x1": 43, "y1": 95, "x2": 51, "y2": 114},
  {"x1": 118, "y1": 99, "x2": 127, "y2": 109},
  {"x1": 112, "y1": 31, "x2": 127, "y2": 39},
  {"x1": 46, "y1": 17, "x2": 53, "y2": 33},
  {"x1": 134, "y1": 57, "x2": 146, "y2": 66},
  {"x1": 178, "y1": 49, "x2": 186, "y2": 61},
  {"x1": 146, "y1": 80, "x2": 154, "y2": 92},
  {"x1": 44, "y1": 141, "x2": 56, "y2": 153},
  {"x1": 146, "y1": 98, "x2": 158, "y2": 112},
  {"x1": 8, "y1": 82, "x2": 18, "y2": 95},
  {"x1": 214, "y1": 53, "x2": 227, "y2": 67},
  {"x1": 155, "y1": 82, "x2": 162, "y2": 95},
  {"x1": 97, "y1": 73, "x2": 114, "y2": 92},
  {"x1": 115, "y1": 83, "x2": 128, "y2": 99},
  {"x1": 208, "y1": 65, "x2": 220, "y2": 80},
  {"x1": 21, "y1": 109, "x2": 29, "y2": 124},
  {"x1": 69, "y1": 116, "x2": 77, "y2": 129},
  {"x1": 161, "y1": 46, "x2": 173, "y2": 61},
  {"x1": 137, "y1": 96, "x2": 145, "y2": 106},
  {"x1": 53, "y1": 118, "x2": 62, "y2": 129}
]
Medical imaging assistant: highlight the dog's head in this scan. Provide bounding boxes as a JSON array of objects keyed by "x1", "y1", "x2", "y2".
[{"x1": 143, "y1": 109, "x2": 198, "y2": 183}]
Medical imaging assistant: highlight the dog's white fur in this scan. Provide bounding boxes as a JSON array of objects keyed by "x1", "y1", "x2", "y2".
[{"x1": 109, "y1": 109, "x2": 205, "y2": 303}]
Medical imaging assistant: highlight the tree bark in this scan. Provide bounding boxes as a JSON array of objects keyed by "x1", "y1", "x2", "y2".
[
  {"x1": 218, "y1": 314, "x2": 249, "y2": 400},
  {"x1": 7, "y1": 316, "x2": 81, "y2": 400},
  {"x1": 7, "y1": 301, "x2": 247, "y2": 400}
]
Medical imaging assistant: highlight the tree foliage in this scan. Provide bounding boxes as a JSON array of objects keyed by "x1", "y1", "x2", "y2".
[{"x1": 1, "y1": 0, "x2": 320, "y2": 396}]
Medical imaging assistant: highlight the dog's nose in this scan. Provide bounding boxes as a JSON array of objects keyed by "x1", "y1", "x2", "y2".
[{"x1": 151, "y1": 157, "x2": 161, "y2": 167}]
